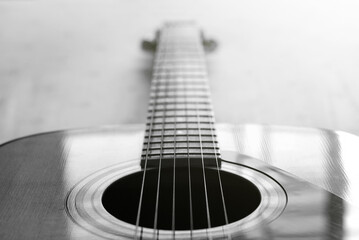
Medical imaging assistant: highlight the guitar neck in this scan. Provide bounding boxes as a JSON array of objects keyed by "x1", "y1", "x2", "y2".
[{"x1": 141, "y1": 22, "x2": 221, "y2": 168}]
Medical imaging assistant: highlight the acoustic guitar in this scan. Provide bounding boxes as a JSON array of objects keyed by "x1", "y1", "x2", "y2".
[{"x1": 1, "y1": 22, "x2": 359, "y2": 239}]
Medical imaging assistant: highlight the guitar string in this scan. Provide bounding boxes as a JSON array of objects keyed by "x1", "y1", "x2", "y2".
[
  {"x1": 195, "y1": 100, "x2": 212, "y2": 239},
  {"x1": 208, "y1": 117, "x2": 231, "y2": 239},
  {"x1": 152, "y1": 38, "x2": 170, "y2": 238},
  {"x1": 134, "y1": 33, "x2": 163, "y2": 240},
  {"x1": 233, "y1": 125, "x2": 247, "y2": 240},
  {"x1": 182, "y1": 33, "x2": 204, "y2": 238},
  {"x1": 188, "y1": 29, "x2": 213, "y2": 239},
  {"x1": 189, "y1": 30, "x2": 216, "y2": 239},
  {"x1": 171, "y1": 58, "x2": 177, "y2": 239},
  {"x1": 199, "y1": 48, "x2": 231, "y2": 239},
  {"x1": 160, "y1": 31, "x2": 178, "y2": 238},
  {"x1": 184, "y1": 70, "x2": 194, "y2": 238}
]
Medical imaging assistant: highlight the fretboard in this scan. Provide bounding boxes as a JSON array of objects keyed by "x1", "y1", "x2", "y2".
[{"x1": 141, "y1": 22, "x2": 220, "y2": 168}]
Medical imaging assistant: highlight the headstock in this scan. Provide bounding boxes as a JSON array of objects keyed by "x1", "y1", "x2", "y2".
[{"x1": 142, "y1": 22, "x2": 218, "y2": 53}]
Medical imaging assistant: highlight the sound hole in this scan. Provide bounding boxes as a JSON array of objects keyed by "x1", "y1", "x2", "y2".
[{"x1": 102, "y1": 167, "x2": 261, "y2": 230}]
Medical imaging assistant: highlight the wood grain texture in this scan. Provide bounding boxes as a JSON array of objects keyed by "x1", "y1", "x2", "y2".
[{"x1": 0, "y1": 0, "x2": 359, "y2": 144}]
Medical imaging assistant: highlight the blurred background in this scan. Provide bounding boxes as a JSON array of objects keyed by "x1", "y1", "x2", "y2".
[{"x1": 0, "y1": 0, "x2": 359, "y2": 144}]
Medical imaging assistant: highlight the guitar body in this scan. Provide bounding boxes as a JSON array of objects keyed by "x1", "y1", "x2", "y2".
[
  {"x1": 1, "y1": 124, "x2": 359, "y2": 239},
  {"x1": 1, "y1": 22, "x2": 358, "y2": 239}
]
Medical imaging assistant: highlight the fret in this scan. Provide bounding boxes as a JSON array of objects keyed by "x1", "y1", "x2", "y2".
[
  {"x1": 149, "y1": 100, "x2": 211, "y2": 106},
  {"x1": 154, "y1": 61, "x2": 205, "y2": 67},
  {"x1": 156, "y1": 56, "x2": 204, "y2": 62},
  {"x1": 149, "y1": 97, "x2": 211, "y2": 103},
  {"x1": 157, "y1": 42, "x2": 201, "y2": 48},
  {"x1": 148, "y1": 115, "x2": 214, "y2": 124},
  {"x1": 142, "y1": 153, "x2": 219, "y2": 160},
  {"x1": 146, "y1": 128, "x2": 216, "y2": 133},
  {"x1": 145, "y1": 129, "x2": 216, "y2": 136},
  {"x1": 150, "y1": 95, "x2": 210, "y2": 101},
  {"x1": 153, "y1": 71, "x2": 206, "y2": 76},
  {"x1": 150, "y1": 91, "x2": 209, "y2": 98},
  {"x1": 157, "y1": 44, "x2": 203, "y2": 49},
  {"x1": 142, "y1": 148, "x2": 219, "y2": 156},
  {"x1": 148, "y1": 110, "x2": 214, "y2": 115},
  {"x1": 154, "y1": 67, "x2": 206, "y2": 73},
  {"x1": 149, "y1": 110, "x2": 212, "y2": 116},
  {"x1": 156, "y1": 52, "x2": 204, "y2": 57},
  {"x1": 147, "y1": 115, "x2": 214, "y2": 121},
  {"x1": 151, "y1": 79, "x2": 208, "y2": 85},
  {"x1": 155, "y1": 58, "x2": 206, "y2": 64},
  {"x1": 144, "y1": 142, "x2": 217, "y2": 148},
  {"x1": 149, "y1": 125, "x2": 215, "y2": 130},
  {"x1": 148, "y1": 135, "x2": 217, "y2": 143},
  {"x1": 144, "y1": 145, "x2": 219, "y2": 152},
  {"x1": 151, "y1": 77, "x2": 209, "y2": 83},
  {"x1": 155, "y1": 59, "x2": 205, "y2": 65},
  {"x1": 144, "y1": 139, "x2": 218, "y2": 145},
  {"x1": 153, "y1": 64, "x2": 206, "y2": 72},
  {"x1": 149, "y1": 117, "x2": 214, "y2": 124},
  {"x1": 142, "y1": 155, "x2": 219, "y2": 168},
  {"x1": 149, "y1": 115, "x2": 213, "y2": 121},
  {"x1": 157, "y1": 40, "x2": 201, "y2": 45},
  {"x1": 151, "y1": 83, "x2": 209, "y2": 91},
  {"x1": 153, "y1": 79, "x2": 208, "y2": 85},
  {"x1": 144, "y1": 148, "x2": 220, "y2": 157},
  {"x1": 147, "y1": 122, "x2": 215, "y2": 128},
  {"x1": 150, "y1": 89, "x2": 209, "y2": 95},
  {"x1": 157, "y1": 49, "x2": 202, "y2": 54},
  {"x1": 157, "y1": 44, "x2": 202, "y2": 49},
  {"x1": 153, "y1": 74, "x2": 206, "y2": 79},
  {"x1": 149, "y1": 106, "x2": 211, "y2": 112},
  {"x1": 152, "y1": 72, "x2": 207, "y2": 78},
  {"x1": 145, "y1": 133, "x2": 217, "y2": 139},
  {"x1": 143, "y1": 159, "x2": 219, "y2": 168},
  {"x1": 149, "y1": 103, "x2": 211, "y2": 109},
  {"x1": 148, "y1": 108, "x2": 212, "y2": 113},
  {"x1": 146, "y1": 123, "x2": 215, "y2": 130},
  {"x1": 155, "y1": 49, "x2": 204, "y2": 57},
  {"x1": 152, "y1": 75, "x2": 208, "y2": 82},
  {"x1": 152, "y1": 84, "x2": 208, "y2": 90}
]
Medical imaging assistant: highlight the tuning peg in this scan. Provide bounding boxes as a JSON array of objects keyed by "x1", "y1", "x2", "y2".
[
  {"x1": 141, "y1": 39, "x2": 157, "y2": 51},
  {"x1": 203, "y1": 38, "x2": 218, "y2": 52},
  {"x1": 201, "y1": 30, "x2": 218, "y2": 53},
  {"x1": 142, "y1": 30, "x2": 160, "y2": 52}
]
